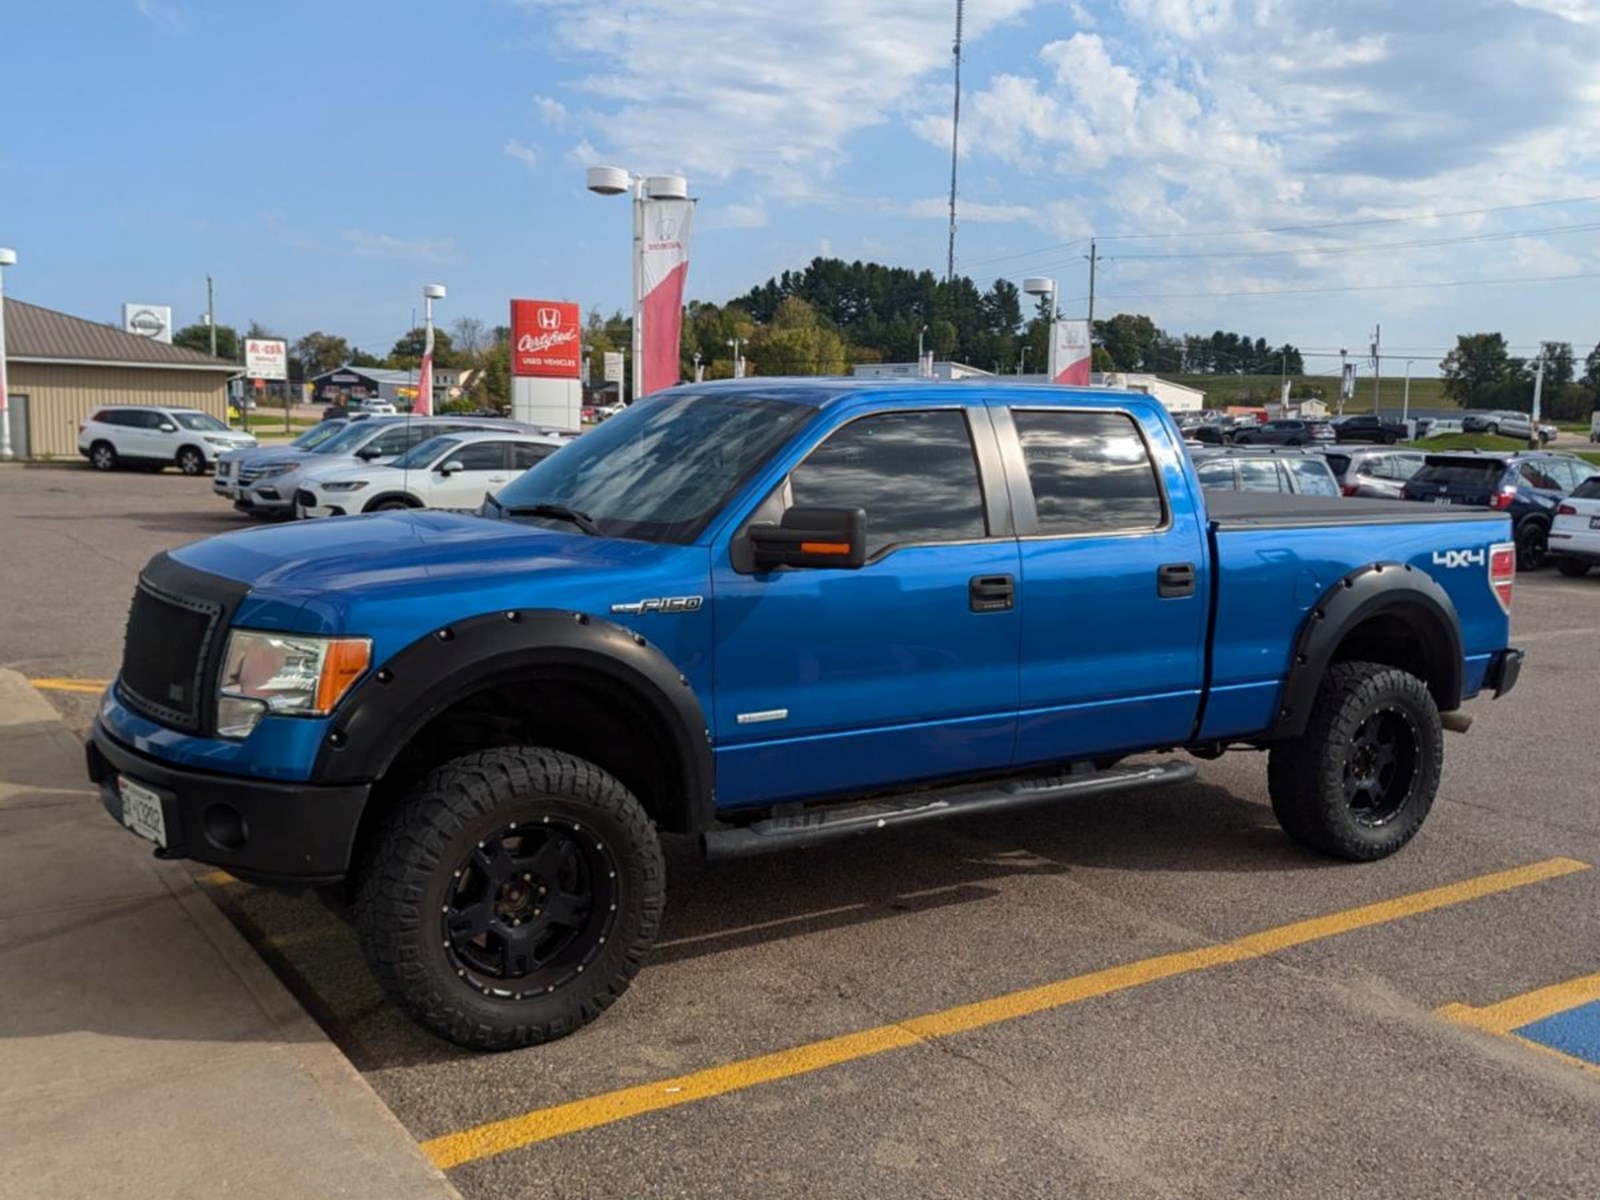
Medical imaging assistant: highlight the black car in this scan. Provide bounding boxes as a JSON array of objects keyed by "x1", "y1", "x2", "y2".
[
  {"x1": 1400, "y1": 450, "x2": 1594, "y2": 569},
  {"x1": 1230, "y1": 418, "x2": 1335, "y2": 447},
  {"x1": 1190, "y1": 446, "x2": 1343, "y2": 497},
  {"x1": 1333, "y1": 414, "x2": 1408, "y2": 445}
]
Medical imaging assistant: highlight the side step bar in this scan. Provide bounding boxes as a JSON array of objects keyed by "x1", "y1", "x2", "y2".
[{"x1": 701, "y1": 760, "x2": 1197, "y2": 861}]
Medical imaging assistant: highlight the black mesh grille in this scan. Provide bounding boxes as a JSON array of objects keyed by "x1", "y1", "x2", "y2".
[{"x1": 117, "y1": 554, "x2": 249, "y2": 734}]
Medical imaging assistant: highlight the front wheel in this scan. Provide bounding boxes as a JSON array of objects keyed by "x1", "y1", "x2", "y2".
[
  {"x1": 1484, "y1": 423, "x2": 1499, "y2": 436},
  {"x1": 1267, "y1": 661, "x2": 1443, "y2": 861},
  {"x1": 176, "y1": 446, "x2": 206, "y2": 476},
  {"x1": 1555, "y1": 558, "x2": 1591, "y2": 578},
  {"x1": 354, "y1": 747, "x2": 665, "y2": 1051}
]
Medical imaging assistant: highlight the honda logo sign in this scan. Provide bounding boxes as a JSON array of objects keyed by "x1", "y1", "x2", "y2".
[{"x1": 537, "y1": 307, "x2": 562, "y2": 331}]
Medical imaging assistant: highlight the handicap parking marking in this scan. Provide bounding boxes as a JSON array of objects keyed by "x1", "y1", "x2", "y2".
[
  {"x1": 420, "y1": 857, "x2": 1588, "y2": 1171},
  {"x1": 1440, "y1": 973, "x2": 1600, "y2": 1077}
]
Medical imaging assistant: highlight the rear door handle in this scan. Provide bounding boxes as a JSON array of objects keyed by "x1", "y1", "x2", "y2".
[
  {"x1": 969, "y1": 573, "x2": 1015, "y2": 613},
  {"x1": 1157, "y1": 563, "x2": 1197, "y2": 598}
]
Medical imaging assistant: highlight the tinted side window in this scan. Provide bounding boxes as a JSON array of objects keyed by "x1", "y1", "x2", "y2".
[
  {"x1": 511, "y1": 443, "x2": 556, "y2": 469},
  {"x1": 451, "y1": 443, "x2": 507, "y2": 471},
  {"x1": 96, "y1": 410, "x2": 132, "y2": 427},
  {"x1": 137, "y1": 410, "x2": 168, "y2": 429},
  {"x1": 1013, "y1": 410, "x2": 1163, "y2": 535},
  {"x1": 1195, "y1": 460, "x2": 1236, "y2": 490},
  {"x1": 788, "y1": 410, "x2": 986, "y2": 557},
  {"x1": 1572, "y1": 475, "x2": 1600, "y2": 499},
  {"x1": 1519, "y1": 461, "x2": 1561, "y2": 490}
]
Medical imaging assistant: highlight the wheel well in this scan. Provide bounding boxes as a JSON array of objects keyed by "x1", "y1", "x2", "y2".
[
  {"x1": 1329, "y1": 608, "x2": 1455, "y2": 712},
  {"x1": 351, "y1": 667, "x2": 690, "y2": 873},
  {"x1": 361, "y1": 491, "x2": 422, "y2": 512},
  {"x1": 176, "y1": 443, "x2": 204, "y2": 461}
]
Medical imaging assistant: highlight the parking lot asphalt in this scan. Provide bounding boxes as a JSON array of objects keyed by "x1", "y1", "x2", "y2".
[{"x1": 4, "y1": 463, "x2": 1600, "y2": 1199}]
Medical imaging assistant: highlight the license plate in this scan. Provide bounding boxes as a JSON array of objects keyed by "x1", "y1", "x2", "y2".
[
  {"x1": 1432, "y1": 497, "x2": 1453, "y2": 506},
  {"x1": 117, "y1": 776, "x2": 168, "y2": 848},
  {"x1": 1591, "y1": 516, "x2": 1600, "y2": 530}
]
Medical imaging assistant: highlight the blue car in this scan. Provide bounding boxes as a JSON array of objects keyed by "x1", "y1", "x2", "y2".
[
  {"x1": 1401, "y1": 450, "x2": 1594, "y2": 569},
  {"x1": 90, "y1": 380, "x2": 1523, "y2": 1049}
]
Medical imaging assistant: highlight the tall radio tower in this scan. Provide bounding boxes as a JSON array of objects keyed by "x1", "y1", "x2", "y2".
[{"x1": 946, "y1": 0, "x2": 965, "y2": 286}]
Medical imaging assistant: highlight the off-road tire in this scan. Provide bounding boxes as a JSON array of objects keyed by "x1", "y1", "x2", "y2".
[
  {"x1": 1267, "y1": 661, "x2": 1442, "y2": 861},
  {"x1": 353, "y1": 747, "x2": 663, "y2": 1051},
  {"x1": 1555, "y1": 558, "x2": 1591, "y2": 578},
  {"x1": 89, "y1": 441, "x2": 117, "y2": 471}
]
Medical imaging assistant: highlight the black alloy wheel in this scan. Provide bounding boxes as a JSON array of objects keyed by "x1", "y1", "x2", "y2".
[
  {"x1": 1341, "y1": 706, "x2": 1419, "y2": 828},
  {"x1": 442, "y1": 820, "x2": 618, "y2": 996}
]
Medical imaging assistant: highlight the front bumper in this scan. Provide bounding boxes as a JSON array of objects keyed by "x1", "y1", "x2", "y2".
[
  {"x1": 1484, "y1": 647, "x2": 1524, "y2": 699},
  {"x1": 293, "y1": 488, "x2": 348, "y2": 519},
  {"x1": 233, "y1": 485, "x2": 294, "y2": 515},
  {"x1": 87, "y1": 720, "x2": 369, "y2": 890}
]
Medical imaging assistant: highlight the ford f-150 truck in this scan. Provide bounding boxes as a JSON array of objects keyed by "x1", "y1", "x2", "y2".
[{"x1": 88, "y1": 381, "x2": 1524, "y2": 1050}]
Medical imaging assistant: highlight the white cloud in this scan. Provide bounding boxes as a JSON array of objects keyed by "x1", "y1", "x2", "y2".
[
  {"x1": 904, "y1": 196, "x2": 1037, "y2": 223},
  {"x1": 343, "y1": 232, "x2": 459, "y2": 265},
  {"x1": 714, "y1": 201, "x2": 768, "y2": 229},
  {"x1": 503, "y1": 139, "x2": 539, "y2": 169},
  {"x1": 133, "y1": 0, "x2": 186, "y2": 33},
  {"x1": 509, "y1": 0, "x2": 1037, "y2": 190},
  {"x1": 533, "y1": 95, "x2": 571, "y2": 128}
]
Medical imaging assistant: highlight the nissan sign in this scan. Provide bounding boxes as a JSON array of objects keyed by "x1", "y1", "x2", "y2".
[
  {"x1": 510, "y1": 299, "x2": 581, "y2": 379},
  {"x1": 121, "y1": 303, "x2": 173, "y2": 344}
]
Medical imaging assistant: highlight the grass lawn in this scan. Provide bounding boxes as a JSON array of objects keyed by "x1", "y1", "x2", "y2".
[
  {"x1": 1164, "y1": 373, "x2": 1451, "y2": 412},
  {"x1": 1413, "y1": 432, "x2": 1600, "y2": 466}
]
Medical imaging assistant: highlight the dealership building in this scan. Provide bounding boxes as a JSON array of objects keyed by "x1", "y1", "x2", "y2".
[{"x1": 2, "y1": 299, "x2": 236, "y2": 458}]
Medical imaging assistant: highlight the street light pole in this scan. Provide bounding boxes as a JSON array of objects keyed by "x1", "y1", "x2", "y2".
[
  {"x1": 1402, "y1": 359, "x2": 1415, "y2": 430},
  {"x1": 0, "y1": 248, "x2": 15, "y2": 462},
  {"x1": 1022, "y1": 276, "x2": 1057, "y2": 380},
  {"x1": 420, "y1": 283, "x2": 446, "y2": 417},
  {"x1": 917, "y1": 324, "x2": 929, "y2": 377},
  {"x1": 726, "y1": 337, "x2": 745, "y2": 379}
]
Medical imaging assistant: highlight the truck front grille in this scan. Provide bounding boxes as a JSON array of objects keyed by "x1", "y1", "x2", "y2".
[{"x1": 117, "y1": 554, "x2": 249, "y2": 735}]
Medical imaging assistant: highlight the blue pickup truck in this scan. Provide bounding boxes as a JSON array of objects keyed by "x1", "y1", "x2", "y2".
[{"x1": 89, "y1": 381, "x2": 1524, "y2": 1050}]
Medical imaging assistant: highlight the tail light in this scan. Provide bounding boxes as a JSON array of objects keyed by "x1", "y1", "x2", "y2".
[
  {"x1": 1341, "y1": 483, "x2": 1359, "y2": 496},
  {"x1": 1489, "y1": 542, "x2": 1515, "y2": 613},
  {"x1": 1557, "y1": 503, "x2": 1577, "y2": 516},
  {"x1": 1490, "y1": 487, "x2": 1517, "y2": 511}
]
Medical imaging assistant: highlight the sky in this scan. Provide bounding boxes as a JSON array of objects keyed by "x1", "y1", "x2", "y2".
[{"x1": 7, "y1": 0, "x2": 1600, "y2": 378}]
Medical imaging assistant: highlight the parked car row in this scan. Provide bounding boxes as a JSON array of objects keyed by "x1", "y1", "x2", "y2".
[{"x1": 1461, "y1": 411, "x2": 1558, "y2": 444}]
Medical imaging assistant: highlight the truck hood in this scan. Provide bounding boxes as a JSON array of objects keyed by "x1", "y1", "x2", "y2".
[{"x1": 171, "y1": 509, "x2": 682, "y2": 599}]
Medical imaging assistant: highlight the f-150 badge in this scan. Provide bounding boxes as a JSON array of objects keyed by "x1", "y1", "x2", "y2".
[{"x1": 610, "y1": 596, "x2": 704, "y2": 615}]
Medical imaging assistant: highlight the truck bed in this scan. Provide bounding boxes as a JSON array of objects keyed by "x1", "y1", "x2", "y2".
[{"x1": 1206, "y1": 492, "x2": 1508, "y2": 530}]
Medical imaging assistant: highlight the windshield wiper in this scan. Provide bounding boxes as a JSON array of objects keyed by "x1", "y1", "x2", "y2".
[{"x1": 502, "y1": 502, "x2": 601, "y2": 536}]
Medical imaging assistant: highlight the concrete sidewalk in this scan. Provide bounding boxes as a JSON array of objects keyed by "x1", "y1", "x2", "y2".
[{"x1": 0, "y1": 671, "x2": 459, "y2": 1199}]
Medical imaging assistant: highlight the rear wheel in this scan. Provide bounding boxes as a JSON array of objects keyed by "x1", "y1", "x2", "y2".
[
  {"x1": 176, "y1": 446, "x2": 206, "y2": 476},
  {"x1": 1484, "y1": 422, "x2": 1500, "y2": 436},
  {"x1": 1555, "y1": 558, "x2": 1591, "y2": 578},
  {"x1": 353, "y1": 747, "x2": 664, "y2": 1051},
  {"x1": 371, "y1": 499, "x2": 414, "y2": 512},
  {"x1": 89, "y1": 441, "x2": 117, "y2": 471},
  {"x1": 1267, "y1": 662, "x2": 1442, "y2": 861},
  {"x1": 1515, "y1": 521, "x2": 1548, "y2": 571}
]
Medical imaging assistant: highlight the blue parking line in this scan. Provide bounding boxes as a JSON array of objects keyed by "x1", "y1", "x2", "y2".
[{"x1": 1515, "y1": 1001, "x2": 1600, "y2": 1067}]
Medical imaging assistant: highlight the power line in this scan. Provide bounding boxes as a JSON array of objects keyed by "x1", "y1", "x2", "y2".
[
  {"x1": 1089, "y1": 268, "x2": 1600, "y2": 302},
  {"x1": 956, "y1": 191, "x2": 1600, "y2": 273},
  {"x1": 1102, "y1": 219, "x2": 1600, "y2": 263}
]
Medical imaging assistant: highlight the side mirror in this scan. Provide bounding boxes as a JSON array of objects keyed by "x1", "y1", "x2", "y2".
[
  {"x1": 748, "y1": 506, "x2": 867, "y2": 571},
  {"x1": 356, "y1": 446, "x2": 384, "y2": 460},
  {"x1": 159, "y1": 423, "x2": 176, "y2": 433},
  {"x1": 438, "y1": 459, "x2": 464, "y2": 476}
]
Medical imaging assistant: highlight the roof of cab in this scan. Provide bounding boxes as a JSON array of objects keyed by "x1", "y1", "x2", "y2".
[{"x1": 664, "y1": 376, "x2": 1147, "y2": 410}]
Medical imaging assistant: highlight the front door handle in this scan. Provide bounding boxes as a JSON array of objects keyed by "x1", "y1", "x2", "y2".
[
  {"x1": 970, "y1": 573, "x2": 1015, "y2": 613},
  {"x1": 1157, "y1": 563, "x2": 1197, "y2": 598}
]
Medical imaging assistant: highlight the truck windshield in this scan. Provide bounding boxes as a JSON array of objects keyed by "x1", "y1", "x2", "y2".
[{"x1": 493, "y1": 391, "x2": 813, "y2": 543}]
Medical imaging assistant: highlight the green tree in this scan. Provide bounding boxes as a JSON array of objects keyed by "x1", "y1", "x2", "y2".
[
  {"x1": 1439, "y1": 333, "x2": 1511, "y2": 406},
  {"x1": 746, "y1": 297, "x2": 848, "y2": 376},
  {"x1": 348, "y1": 346, "x2": 384, "y2": 368},
  {"x1": 172, "y1": 322, "x2": 239, "y2": 361},
  {"x1": 292, "y1": 331, "x2": 352, "y2": 378},
  {"x1": 389, "y1": 326, "x2": 458, "y2": 369}
]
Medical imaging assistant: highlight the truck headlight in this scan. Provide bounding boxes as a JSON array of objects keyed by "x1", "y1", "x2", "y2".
[
  {"x1": 216, "y1": 631, "x2": 371, "y2": 738},
  {"x1": 320, "y1": 480, "x2": 369, "y2": 492}
]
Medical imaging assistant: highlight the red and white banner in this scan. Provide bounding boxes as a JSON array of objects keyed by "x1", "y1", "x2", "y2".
[
  {"x1": 415, "y1": 324, "x2": 435, "y2": 417},
  {"x1": 1053, "y1": 320, "x2": 1092, "y2": 386},
  {"x1": 640, "y1": 198, "x2": 694, "y2": 395},
  {"x1": 510, "y1": 300, "x2": 582, "y2": 378}
]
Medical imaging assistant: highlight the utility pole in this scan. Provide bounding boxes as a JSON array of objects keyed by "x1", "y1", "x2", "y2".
[
  {"x1": 1339, "y1": 347, "x2": 1348, "y2": 417},
  {"x1": 1402, "y1": 359, "x2": 1415, "y2": 431},
  {"x1": 206, "y1": 275, "x2": 216, "y2": 358},
  {"x1": 945, "y1": 0, "x2": 964, "y2": 287},
  {"x1": 1370, "y1": 323, "x2": 1381, "y2": 416},
  {"x1": 1529, "y1": 348, "x2": 1546, "y2": 450},
  {"x1": 1086, "y1": 238, "x2": 1098, "y2": 337}
]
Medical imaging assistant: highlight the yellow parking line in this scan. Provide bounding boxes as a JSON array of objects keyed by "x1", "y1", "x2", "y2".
[
  {"x1": 1438, "y1": 973, "x2": 1600, "y2": 1035},
  {"x1": 196, "y1": 869, "x2": 238, "y2": 887},
  {"x1": 421, "y1": 856, "x2": 1588, "y2": 1170},
  {"x1": 28, "y1": 677, "x2": 111, "y2": 694}
]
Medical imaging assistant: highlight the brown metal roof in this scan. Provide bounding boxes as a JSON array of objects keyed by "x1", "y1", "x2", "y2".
[{"x1": 4, "y1": 299, "x2": 236, "y2": 370}]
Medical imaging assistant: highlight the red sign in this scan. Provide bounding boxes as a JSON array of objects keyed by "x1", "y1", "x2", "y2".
[{"x1": 510, "y1": 300, "x2": 581, "y2": 378}]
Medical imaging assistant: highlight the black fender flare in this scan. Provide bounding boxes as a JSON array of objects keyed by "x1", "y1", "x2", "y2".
[
  {"x1": 360, "y1": 491, "x2": 422, "y2": 512},
  {"x1": 310, "y1": 609, "x2": 713, "y2": 832},
  {"x1": 1269, "y1": 562, "x2": 1464, "y2": 740}
]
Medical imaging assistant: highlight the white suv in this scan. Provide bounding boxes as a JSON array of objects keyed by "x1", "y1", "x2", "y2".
[
  {"x1": 294, "y1": 430, "x2": 566, "y2": 517},
  {"x1": 78, "y1": 405, "x2": 258, "y2": 475}
]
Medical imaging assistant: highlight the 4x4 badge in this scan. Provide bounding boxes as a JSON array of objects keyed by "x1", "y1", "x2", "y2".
[{"x1": 610, "y1": 596, "x2": 704, "y2": 615}]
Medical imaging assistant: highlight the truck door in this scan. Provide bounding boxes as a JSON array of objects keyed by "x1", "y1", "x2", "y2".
[
  {"x1": 996, "y1": 405, "x2": 1209, "y2": 764},
  {"x1": 711, "y1": 407, "x2": 1021, "y2": 809}
]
